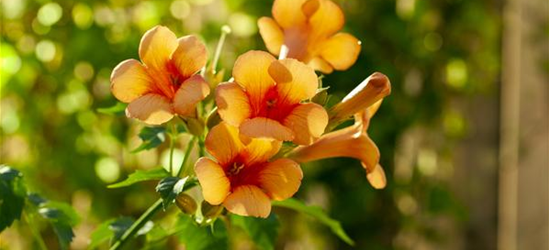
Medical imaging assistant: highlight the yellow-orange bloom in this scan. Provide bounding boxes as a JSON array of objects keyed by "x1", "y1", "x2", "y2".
[
  {"x1": 258, "y1": 0, "x2": 361, "y2": 74},
  {"x1": 195, "y1": 122, "x2": 303, "y2": 218},
  {"x1": 289, "y1": 72, "x2": 391, "y2": 189},
  {"x1": 216, "y1": 51, "x2": 328, "y2": 145},
  {"x1": 110, "y1": 26, "x2": 210, "y2": 125}
]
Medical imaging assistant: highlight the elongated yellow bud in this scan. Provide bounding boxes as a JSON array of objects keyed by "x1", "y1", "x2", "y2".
[{"x1": 329, "y1": 72, "x2": 391, "y2": 129}]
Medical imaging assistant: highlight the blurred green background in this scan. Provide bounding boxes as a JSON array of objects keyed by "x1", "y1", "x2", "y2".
[{"x1": 1, "y1": 0, "x2": 547, "y2": 249}]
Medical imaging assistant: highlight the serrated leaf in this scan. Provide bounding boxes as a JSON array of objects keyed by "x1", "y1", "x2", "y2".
[
  {"x1": 38, "y1": 201, "x2": 80, "y2": 226},
  {"x1": 108, "y1": 168, "x2": 170, "y2": 188},
  {"x1": 132, "y1": 126, "x2": 167, "y2": 153},
  {"x1": 231, "y1": 213, "x2": 279, "y2": 250},
  {"x1": 27, "y1": 193, "x2": 47, "y2": 206},
  {"x1": 89, "y1": 219, "x2": 116, "y2": 249},
  {"x1": 97, "y1": 102, "x2": 127, "y2": 115},
  {"x1": 0, "y1": 165, "x2": 26, "y2": 232},
  {"x1": 53, "y1": 222, "x2": 75, "y2": 250},
  {"x1": 177, "y1": 215, "x2": 228, "y2": 250},
  {"x1": 34, "y1": 201, "x2": 80, "y2": 250},
  {"x1": 155, "y1": 177, "x2": 188, "y2": 209},
  {"x1": 109, "y1": 217, "x2": 135, "y2": 242},
  {"x1": 272, "y1": 198, "x2": 354, "y2": 245}
]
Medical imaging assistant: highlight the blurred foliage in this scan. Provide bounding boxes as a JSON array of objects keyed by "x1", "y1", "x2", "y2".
[{"x1": 0, "y1": 0, "x2": 500, "y2": 249}]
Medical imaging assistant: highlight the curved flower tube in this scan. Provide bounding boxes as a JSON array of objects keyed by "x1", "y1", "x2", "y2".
[
  {"x1": 289, "y1": 94, "x2": 389, "y2": 189},
  {"x1": 215, "y1": 50, "x2": 328, "y2": 145},
  {"x1": 195, "y1": 122, "x2": 303, "y2": 218},
  {"x1": 110, "y1": 25, "x2": 210, "y2": 125},
  {"x1": 258, "y1": 0, "x2": 361, "y2": 74}
]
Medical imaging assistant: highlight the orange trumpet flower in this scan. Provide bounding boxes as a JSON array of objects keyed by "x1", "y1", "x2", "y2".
[
  {"x1": 258, "y1": 0, "x2": 361, "y2": 74},
  {"x1": 110, "y1": 26, "x2": 210, "y2": 125},
  {"x1": 195, "y1": 122, "x2": 303, "y2": 218},
  {"x1": 289, "y1": 73, "x2": 392, "y2": 189},
  {"x1": 215, "y1": 50, "x2": 328, "y2": 145}
]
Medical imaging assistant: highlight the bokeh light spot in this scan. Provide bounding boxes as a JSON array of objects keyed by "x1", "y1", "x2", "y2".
[
  {"x1": 72, "y1": 3, "x2": 93, "y2": 29},
  {"x1": 95, "y1": 157, "x2": 120, "y2": 183},
  {"x1": 170, "y1": 0, "x2": 191, "y2": 20},
  {"x1": 229, "y1": 13, "x2": 257, "y2": 37},
  {"x1": 35, "y1": 40, "x2": 56, "y2": 62},
  {"x1": 446, "y1": 59, "x2": 468, "y2": 89},
  {"x1": 424, "y1": 32, "x2": 443, "y2": 52},
  {"x1": 37, "y1": 3, "x2": 63, "y2": 26},
  {"x1": 74, "y1": 62, "x2": 95, "y2": 81}
]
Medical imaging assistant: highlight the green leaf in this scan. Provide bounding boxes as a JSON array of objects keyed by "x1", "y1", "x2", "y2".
[
  {"x1": 176, "y1": 215, "x2": 228, "y2": 250},
  {"x1": 88, "y1": 217, "x2": 153, "y2": 249},
  {"x1": 108, "y1": 168, "x2": 170, "y2": 188},
  {"x1": 109, "y1": 217, "x2": 135, "y2": 242},
  {"x1": 32, "y1": 199, "x2": 80, "y2": 250},
  {"x1": 155, "y1": 177, "x2": 188, "y2": 210},
  {"x1": 53, "y1": 223, "x2": 75, "y2": 250},
  {"x1": 231, "y1": 213, "x2": 279, "y2": 250},
  {"x1": 0, "y1": 165, "x2": 26, "y2": 232},
  {"x1": 89, "y1": 219, "x2": 116, "y2": 249},
  {"x1": 132, "y1": 126, "x2": 167, "y2": 153},
  {"x1": 272, "y1": 198, "x2": 354, "y2": 245},
  {"x1": 97, "y1": 102, "x2": 127, "y2": 115}
]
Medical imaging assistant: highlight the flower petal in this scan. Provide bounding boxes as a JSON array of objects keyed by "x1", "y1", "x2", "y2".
[
  {"x1": 258, "y1": 17, "x2": 284, "y2": 56},
  {"x1": 173, "y1": 75, "x2": 210, "y2": 117},
  {"x1": 272, "y1": 0, "x2": 307, "y2": 28},
  {"x1": 309, "y1": 0, "x2": 344, "y2": 38},
  {"x1": 195, "y1": 157, "x2": 230, "y2": 205},
  {"x1": 111, "y1": 59, "x2": 155, "y2": 103},
  {"x1": 242, "y1": 139, "x2": 282, "y2": 166},
  {"x1": 171, "y1": 35, "x2": 207, "y2": 79},
  {"x1": 366, "y1": 164, "x2": 386, "y2": 189},
  {"x1": 308, "y1": 57, "x2": 333, "y2": 74},
  {"x1": 320, "y1": 33, "x2": 361, "y2": 71},
  {"x1": 233, "y1": 51, "x2": 277, "y2": 111},
  {"x1": 205, "y1": 122, "x2": 245, "y2": 166},
  {"x1": 258, "y1": 158, "x2": 303, "y2": 200},
  {"x1": 240, "y1": 117, "x2": 294, "y2": 141},
  {"x1": 216, "y1": 82, "x2": 252, "y2": 126},
  {"x1": 223, "y1": 185, "x2": 271, "y2": 218},
  {"x1": 139, "y1": 26, "x2": 178, "y2": 71},
  {"x1": 283, "y1": 103, "x2": 328, "y2": 145},
  {"x1": 126, "y1": 93, "x2": 174, "y2": 125},
  {"x1": 269, "y1": 59, "x2": 318, "y2": 105}
]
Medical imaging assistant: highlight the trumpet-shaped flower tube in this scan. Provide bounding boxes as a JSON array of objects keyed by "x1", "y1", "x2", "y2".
[
  {"x1": 216, "y1": 50, "x2": 328, "y2": 145},
  {"x1": 110, "y1": 26, "x2": 210, "y2": 125},
  {"x1": 195, "y1": 122, "x2": 303, "y2": 218},
  {"x1": 290, "y1": 97, "x2": 387, "y2": 189},
  {"x1": 258, "y1": 0, "x2": 361, "y2": 74}
]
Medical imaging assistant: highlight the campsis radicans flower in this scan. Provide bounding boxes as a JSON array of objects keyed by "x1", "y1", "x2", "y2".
[
  {"x1": 195, "y1": 122, "x2": 303, "y2": 218},
  {"x1": 289, "y1": 73, "x2": 391, "y2": 189},
  {"x1": 258, "y1": 0, "x2": 361, "y2": 74},
  {"x1": 110, "y1": 25, "x2": 209, "y2": 125},
  {"x1": 215, "y1": 50, "x2": 328, "y2": 145}
]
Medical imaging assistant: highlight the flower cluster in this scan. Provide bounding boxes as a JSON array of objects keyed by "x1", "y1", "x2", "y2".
[{"x1": 111, "y1": 0, "x2": 391, "y2": 218}]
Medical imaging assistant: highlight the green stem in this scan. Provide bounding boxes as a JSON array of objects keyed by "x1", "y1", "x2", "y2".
[
  {"x1": 169, "y1": 123, "x2": 177, "y2": 175},
  {"x1": 109, "y1": 199, "x2": 163, "y2": 250},
  {"x1": 177, "y1": 136, "x2": 198, "y2": 177},
  {"x1": 24, "y1": 212, "x2": 48, "y2": 250},
  {"x1": 211, "y1": 25, "x2": 231, "y2": 74}
]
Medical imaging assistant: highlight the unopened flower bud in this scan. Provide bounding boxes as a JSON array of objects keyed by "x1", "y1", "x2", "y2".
[
  {"x1": 185, "y1": 117, "x2": 205, "y2": 136},
  {"x1": 176, "y1": 193, "x2": 198, "y2": 214},
  {"x1": 201, "y1": 200, "x2": 223, "y2": 219},
  {"x1": 329, "y1": 72, "x2": 391, "y2": 128}
]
